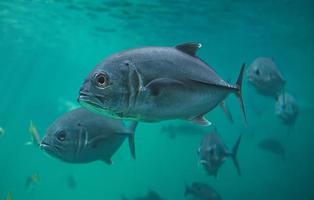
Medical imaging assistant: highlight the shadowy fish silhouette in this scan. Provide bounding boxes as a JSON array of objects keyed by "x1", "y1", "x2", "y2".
[
  {"x1": 258, "y1": 138, "x2": 285, "y2": 160},
  {"x1": 275, "y1": 92, "x2": 298, "y2": 126},
  {"x1": 78, "y1": 42, "x2": 246, "y2": 126},
  {"x1": 121, "y1": 190, "x2": 165, "y2": 200},
  {"x1": 40, "y1": 108, "x2": 137, "y2": 164},
  {"x1": 185, "y1": 182, "x2": 222, "y2": 200},
  {"x1": 198, "y1": 129, "x2": 242, "y2": 177},
  {"x1": 25, "y1": 172, "x2": 39, "y2": 189}
]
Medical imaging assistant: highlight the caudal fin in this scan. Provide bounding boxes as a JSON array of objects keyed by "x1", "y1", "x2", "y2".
[
  {"x1": 230, "y1": 135, "x2": 242, "y2": 176},
  {"x1": 128, "y1": 122, "x2": 138, "y2": 160},
  {"x1": 235, "y1": 63, "x2": 247, "y2": 124}
]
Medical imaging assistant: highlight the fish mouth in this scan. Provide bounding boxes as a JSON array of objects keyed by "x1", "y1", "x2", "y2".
[
  {"x1": 78, "y1": 92, "x2": 105, "y2": 110},
  {"x1": 40, "y1": 141, "x2": 61, "y2": 157},
  {"x1": 78, "y1": 92, "x2": 123, "y2": 118}
]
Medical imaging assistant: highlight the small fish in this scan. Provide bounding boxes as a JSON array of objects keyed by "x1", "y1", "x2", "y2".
[
  {"x1": 78, "y1": 42, "x2": 246, "y2": 126},
  {"x1": 185, "y1": 182, "x2": 222, "y2": 200},
  {"x1": 275, "y1": 92, "x2": 298, "y2": 126},
  {"x1": 122, "y1": 190, "x2": 165, "y2": 200},
  {"x1": 161, "y1": 123, "x2": 208, "y2": 139},
  {"x1": 66, "y1": 174, "x2": 77, "y2": 189},
  {"x1": 6, "y1": 192, "x2": 12, "y2": 200},
  {"x1": 258, "y1": 138, "x2": 285, "y2": 160},
  {"x1": 40, "y1": 108, "x2": 137, "y2": 164},
  {"x1": 26, "y1": 121, "x2": 41, "y2": 147},
  {"x1": 25, "y1": 172, "x2": 40, "y2": 189},
  {"x1": 247, "y1": 57, "x2": 285, "y2": 98},
  {"x1": 198, "y1": 129, "x2": 242, "y2": 177},
  {"x1": 0, "y1": 126, "x2": 5, "y2": 137}
]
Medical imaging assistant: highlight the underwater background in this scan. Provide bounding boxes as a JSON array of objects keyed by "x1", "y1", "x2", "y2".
[{"x1": 0, "y1": 0, "x2": 313, "y2": 199}]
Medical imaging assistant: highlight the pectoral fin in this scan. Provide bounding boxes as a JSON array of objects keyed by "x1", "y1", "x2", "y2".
[
  {"x1": 190, "y1": 115, "x2": 211, "y2": 126},
  {"x1": 145, "y1": 78, "x2": 186, "y2": 96}
]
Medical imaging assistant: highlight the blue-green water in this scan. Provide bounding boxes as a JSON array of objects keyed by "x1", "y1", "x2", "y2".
[{"x1": 0, "y1": 0, "x2": 313, "y2": 199}]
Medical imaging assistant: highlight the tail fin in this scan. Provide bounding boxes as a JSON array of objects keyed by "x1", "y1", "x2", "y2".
[
  {"x1": 230, "y1": 135, "x2": 242, "y2": 176},
  {"x1": 235, "y1": 63, "x2": 247, "y2": 124},
  {"x1": 184, "y1": 183, "x2": 191, "y2": 197},
  {"x1": 128, "y1": 122, "x2": 138, "y2": 160}
]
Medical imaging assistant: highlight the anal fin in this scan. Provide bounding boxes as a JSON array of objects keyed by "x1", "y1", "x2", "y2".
[{"x1": 219, "y1": 101, "x2": 233, "y2": 123}]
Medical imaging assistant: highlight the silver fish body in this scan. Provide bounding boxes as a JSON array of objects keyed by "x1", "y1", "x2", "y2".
[
  {"x1": 40, "y1": 108, "x2": 137, "y2": 164},
  {"x1": 247, "y1": 57, "x2": 285, "y2": 98},
  {"x1": 78, "y1": 43, "x2": 246, "y2": 126}
]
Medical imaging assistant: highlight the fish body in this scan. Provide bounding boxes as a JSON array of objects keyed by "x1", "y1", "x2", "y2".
[
  {"x1": 78, "y1": 43, "x2": 246, "y2": 126},
  {"x1": 40, "y1": 108, "x2": 137, "y2": 164},
  {"x1": 247, "y1": 57, "x2": 285, "y2": 98},
  {"x1": 258, "y1": 138, "x2": 285, "y2": 160},
  {"x1": 198, "y1": 129, "x2": 241, "y2": 176},
  {"x1": 28, "y1": 121, "x2": 41, "y2": 147},
  {"x1": 275, "y1": 93, "x2": 298, "y2": 125},
  {"x1": 185, "y1": 182, "x2": 222, "y2": 200}
]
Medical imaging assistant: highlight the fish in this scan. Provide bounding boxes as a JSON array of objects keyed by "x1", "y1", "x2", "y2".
[
  {"x1": 258, "y1": 138, "x2": 285, "y2": 160},
  {"x1": 40, "y1": 108, "x2": 138, "y2": 164},
  {"x1": 247, "y1": 57, "x2": 285, "y2": 98},
  {"x1": 161, "y1": 123, "x2": 209, "y2": 139},
  {"x1": 0, "y1": 126, "x2": 4, "y2": 138},
  {"x1": 275, "y1": 92, "x2": 298, "y2": 126},
  {"x1": 26, "y1": 121, "x2": 41, "y2": 147},
  {"x1": 185, "y1": 182, "x2": 222, "y2": 200},
  {"x1": 198, "y1": 129, "x2": 242, "y2": 177},
  {"x1": 78, "y1": 42, "x2": 246, "y2": 126},
  {"x1": 121, "y1": 190, "x2": 165, "y2": 200},
  {"x1": 66, "y1": 174, "x2": 77, "y2": 189},
  {"x1": 25, "y1": 172, "x2": 39, "y2": 189},
  {"x1": 6, "y1": 192, "x2": 12, "y2": 200}
]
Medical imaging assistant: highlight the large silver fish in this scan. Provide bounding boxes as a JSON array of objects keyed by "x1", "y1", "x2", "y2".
[
  {"x1": 247, "y1": 57, "x2": 285, "y2": 98},
  {"x1": 198, "y1": 129, "x2": 241, "y2": 177},
  {"x1": 78, "y1": 42, "x2": 246, "y2": 126},
  {"x1": 40, "y1": 108, "x2": 137, "y2": 164}
]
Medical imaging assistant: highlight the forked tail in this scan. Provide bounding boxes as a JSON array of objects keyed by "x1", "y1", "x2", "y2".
[{"x1": 235, "y1": 63, "x2": 247, "y2": 124}]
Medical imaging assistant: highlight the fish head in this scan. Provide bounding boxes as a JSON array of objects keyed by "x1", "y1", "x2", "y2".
[
  {"x1": 247, "y1": 57, "x2": 274, "y2": 89},
  {"x1": 40, "y1": 121, "x2": 86, "y2": 162},
  {"x1": 78, "y1": 58, "x2": 132, "y2": 119}
]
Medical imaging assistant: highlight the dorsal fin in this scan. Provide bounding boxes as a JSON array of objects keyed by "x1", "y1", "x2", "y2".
[{"x1": 175, "y1": 42, "x2": 202, "y2": 57}]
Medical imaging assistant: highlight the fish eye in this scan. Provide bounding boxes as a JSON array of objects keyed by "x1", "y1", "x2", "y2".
[
  {"x1": 57, "y1": 130, "x2": 66, "y2": 142},
  {"x1": 94, "y1": 73, "x2": 109, "y2": 88}
]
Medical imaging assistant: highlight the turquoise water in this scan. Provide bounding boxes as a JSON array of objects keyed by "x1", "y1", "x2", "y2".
[{"x1": 0, "y1": 0, "x2": 313, "y2": 199}]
